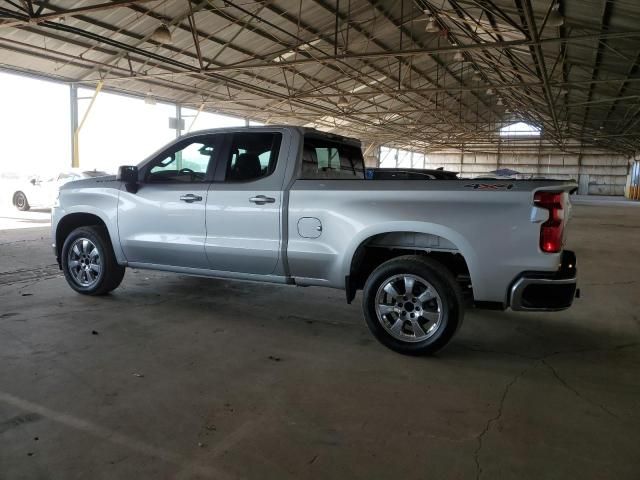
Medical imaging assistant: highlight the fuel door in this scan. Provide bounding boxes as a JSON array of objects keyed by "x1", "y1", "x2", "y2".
[{"x1": 297, "y1": 217, "x2": 322, "y2": 239}]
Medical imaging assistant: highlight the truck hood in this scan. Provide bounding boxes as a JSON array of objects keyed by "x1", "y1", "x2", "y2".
[{"x1": 60, "y1": 175, "x2": 118, "y2": 190}]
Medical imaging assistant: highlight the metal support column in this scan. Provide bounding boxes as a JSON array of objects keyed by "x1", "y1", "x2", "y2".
[
  {"x1": 72, "y1": 81, "x2": 103, "y2": 168},
  {"x1": 70, "y1": 84, "x2": 78, "y2": 168},
  {"x1": 175, "y1": 103, "x2": 183, "y2": 138}
]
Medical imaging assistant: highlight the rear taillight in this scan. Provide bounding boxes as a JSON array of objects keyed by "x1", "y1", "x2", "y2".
[{"x1": 534, "y1": 191, "x2": 564, "y2": 253}]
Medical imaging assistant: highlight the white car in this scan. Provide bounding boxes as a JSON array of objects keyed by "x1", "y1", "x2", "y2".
[{"x1": 12, "y1": 169, "x2": 108, "y2": 211}]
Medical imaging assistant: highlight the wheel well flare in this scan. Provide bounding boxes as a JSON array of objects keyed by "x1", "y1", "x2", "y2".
[
  {"x1": 56, "y1": 213, "x2": 106, "y2": 257},
  {"x1": 346, "y1": 232, "x2": 471, "y2": 303}
]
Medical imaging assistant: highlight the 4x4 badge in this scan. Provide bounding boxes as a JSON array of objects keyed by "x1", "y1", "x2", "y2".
[{"x1": 464, "y1": 183, "x2": 514, "y2": 190}]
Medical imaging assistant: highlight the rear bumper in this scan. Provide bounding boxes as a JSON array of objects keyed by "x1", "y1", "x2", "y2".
[{"x1": 510, "y1": 250, "x2": 577, "y2": 311}]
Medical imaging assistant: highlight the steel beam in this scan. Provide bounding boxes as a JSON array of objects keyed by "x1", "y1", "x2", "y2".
[
  {"x1": 127, "y1": 31, "x2": 640, "y2": 75},
  {"x1": 0, "y1": 0, "x2": 157, "y2": 27},
  {"x1": 518, "y1": 0, "x2": 561, "y2": 139},
  {"x1": 69, "y1": 83, "x2": 78, "y2": 169}
]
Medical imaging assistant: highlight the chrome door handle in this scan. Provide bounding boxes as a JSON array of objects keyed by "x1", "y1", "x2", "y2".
[
  {"x1": 249, "y1": 195, "x2": 276, "y2": 205},
  {"x1": 180, "y1": 194, "x2": 203, "y2": 203}
]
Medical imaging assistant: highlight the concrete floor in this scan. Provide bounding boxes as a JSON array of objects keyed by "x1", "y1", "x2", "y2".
[{"x1": 0, "y1": 202, "x2": 639, "y2": 480}]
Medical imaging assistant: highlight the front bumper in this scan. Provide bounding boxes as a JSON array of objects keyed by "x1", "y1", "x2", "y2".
[{"x1": 510, "y1": 250, "x2": 577, "y2": 311}]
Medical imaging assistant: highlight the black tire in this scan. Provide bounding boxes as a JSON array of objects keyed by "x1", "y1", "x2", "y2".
[
  {"x1": 61, "y1": 226, "x2": 125, "y2": 295},
  {"x1": 362, "y1": 255, "x2": 464, "y2": 356},
  {"x1": 14, "y1": 191, "x2": 30, "y2": 211}
]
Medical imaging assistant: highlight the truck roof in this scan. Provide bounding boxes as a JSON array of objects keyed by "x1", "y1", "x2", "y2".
[{"x1": 184, "y1": 125, "x2": 361, "y2": 148}]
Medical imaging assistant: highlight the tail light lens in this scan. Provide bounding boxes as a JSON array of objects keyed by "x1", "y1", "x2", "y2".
[{"x1": 534, "y1": 191, "x2": 564, "y2": 253}]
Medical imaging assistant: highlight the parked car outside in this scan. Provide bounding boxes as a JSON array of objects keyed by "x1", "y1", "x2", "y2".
[{"x1": 12, "y1": 169, "x2": 109, "y2": 210}]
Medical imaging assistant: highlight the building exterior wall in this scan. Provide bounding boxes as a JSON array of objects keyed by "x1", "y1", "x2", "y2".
[{"x1": 377, "y1": 141, "x2": 632, "y2": 196}]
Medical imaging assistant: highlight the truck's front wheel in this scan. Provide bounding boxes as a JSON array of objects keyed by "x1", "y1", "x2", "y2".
[
  {"x1": 362, "y1": 255, "x2": 463, "y2": 355},
  {"x1": 61, "y1": 226, "x2": 125, "y2": 295}
]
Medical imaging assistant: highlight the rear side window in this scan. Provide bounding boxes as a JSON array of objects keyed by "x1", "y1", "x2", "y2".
[
  {"x1": 301, "y1": 137, "x2": 365, "y2": 180},
  {"x1": 223, "y1": 132, "x2": 282, "y2": 182}
]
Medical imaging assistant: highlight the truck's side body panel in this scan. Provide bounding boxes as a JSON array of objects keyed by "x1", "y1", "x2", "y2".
[
  {"x1": 52, "y1": 178, "x2": 126, "y2": 263},
  {"x1": 203, "y1": 128, "x2": 295, "y2": 276},
  {"x1": 51, "y1": 126, "x2": 577, "y2": 308},
  {"x1": 287, "y1": 180, "x2": 569, "y2": 303},
  {"x1": 118, "y1": 182, "x2": 210, "y2": 268}
]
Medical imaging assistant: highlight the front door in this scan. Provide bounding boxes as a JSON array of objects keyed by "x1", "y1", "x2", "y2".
[
  {"x1": 205, "y1": 131, "x2": 285, "y2": 275},
  {"x1": 118, "y1": 134, "x2": 221, "y2": 269}
]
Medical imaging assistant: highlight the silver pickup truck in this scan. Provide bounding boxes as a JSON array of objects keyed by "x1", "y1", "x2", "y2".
[{"x1": 51, "y1": 126, "x2": 578, "y2": 355}]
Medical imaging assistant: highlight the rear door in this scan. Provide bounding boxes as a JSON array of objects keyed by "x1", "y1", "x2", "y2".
[
  {"x1": 204, "y1": 131, "x2": 287, "y2": 275},
  {"x1": 118, "y1": 134, "x2": 222, "y2": 268}
]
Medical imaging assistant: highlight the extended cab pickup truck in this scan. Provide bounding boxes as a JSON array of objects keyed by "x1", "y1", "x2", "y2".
[{"x1": 52, "y1": 126, "x2": 578, "y2": 355}]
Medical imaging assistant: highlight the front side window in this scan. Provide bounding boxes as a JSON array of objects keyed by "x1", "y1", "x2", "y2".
[
  {"x1": 147, "y1": 136, "x2": 217, "y2": 183},
  {"x1": 301, "y1": 137, "x2": 365, "y2": 179},
  {"x1": 223, "y1": 132, "x2": 282, "y2": 182}
]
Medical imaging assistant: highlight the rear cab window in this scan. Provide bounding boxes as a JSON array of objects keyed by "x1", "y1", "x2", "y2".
[
  {"x1": 301, "y1": 135, "x2": 365, "y2": 180},
  {"x1": 222, "y1": 132, "x2": 282, "y2": 182}
]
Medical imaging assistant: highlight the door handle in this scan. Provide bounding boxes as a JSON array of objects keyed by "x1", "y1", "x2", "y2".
[
  {"x1": 180, "y1": 194, "x2": 203, "y2": 203},
  {"x1": 249, "y1": 195, "x2": 276, "y2": 205}
]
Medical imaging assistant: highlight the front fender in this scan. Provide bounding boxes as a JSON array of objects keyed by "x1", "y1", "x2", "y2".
[{"x1": 54, "y1": 186, "x2": 125, "y2": 264}]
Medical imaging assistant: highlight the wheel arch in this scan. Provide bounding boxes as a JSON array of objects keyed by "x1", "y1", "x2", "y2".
[
  {"x1": 344, "y1": 223, "x2": 478, "y2": 303},
  {"x1": 55, "y1": 212, "x2": 108, "y2": 260}
]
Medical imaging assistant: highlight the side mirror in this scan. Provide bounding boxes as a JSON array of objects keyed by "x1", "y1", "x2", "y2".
[{"x1": 117, "y1": 165, "x2": 139, "y2": 193}]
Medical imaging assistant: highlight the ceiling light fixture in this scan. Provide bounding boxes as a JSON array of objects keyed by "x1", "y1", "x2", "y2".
[
  {"x1": 497, "y1": 97, "x2": 504, "y2": 106},
  {"x1": 472, "y1": 69, "x2": 482, "y2": 80},
  {"x1": 144, "y1": 92, "x2": 157, "y2": 105},
  {"x1": 486, "y1": 88, "x2": 495, "y2": 96},
  {"x1": 337, "y1": 95, "x2": 350, "y2": 107},
  {"x1": 453, "y1": 51, "x2": 465, "y2": 63},
  {"x1": 425, "y1": 16, "x2": 440, "y2": 33},
  {"x1": 547, "y1": 3, "x2": 564, "y2": 27},
  {"x1": 151, "y1": 23, "x2": 172, "y2": 44}
]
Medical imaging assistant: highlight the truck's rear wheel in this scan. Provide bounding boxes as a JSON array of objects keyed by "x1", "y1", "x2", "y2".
[
  {"x1": 362, "y1": 255, "x2": 463, "y2": 355},
  {"x1": 61, "y1": 226, "x2": 125, "y2": 295}
]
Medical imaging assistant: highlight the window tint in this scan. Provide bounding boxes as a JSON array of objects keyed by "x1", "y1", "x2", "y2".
[
  {"x1": 301, "y1": 137, "x2": 365, "y2": 179},
  {"x1": 224, "y1": 132, "x2": 282, "y2": 182},
  {"x1": 148, "y1": 136, "x2": 217, "y2": 183}
]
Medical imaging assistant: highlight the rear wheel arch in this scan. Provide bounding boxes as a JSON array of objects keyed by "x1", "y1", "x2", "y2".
[{"x1": 346, "y1": 231, "x2": 472, "y2": 303}]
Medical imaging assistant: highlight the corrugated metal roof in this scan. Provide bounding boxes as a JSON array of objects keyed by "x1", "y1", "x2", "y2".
[{"x1": 0, "y1": 0, "x2": 639, "y2": 152}]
